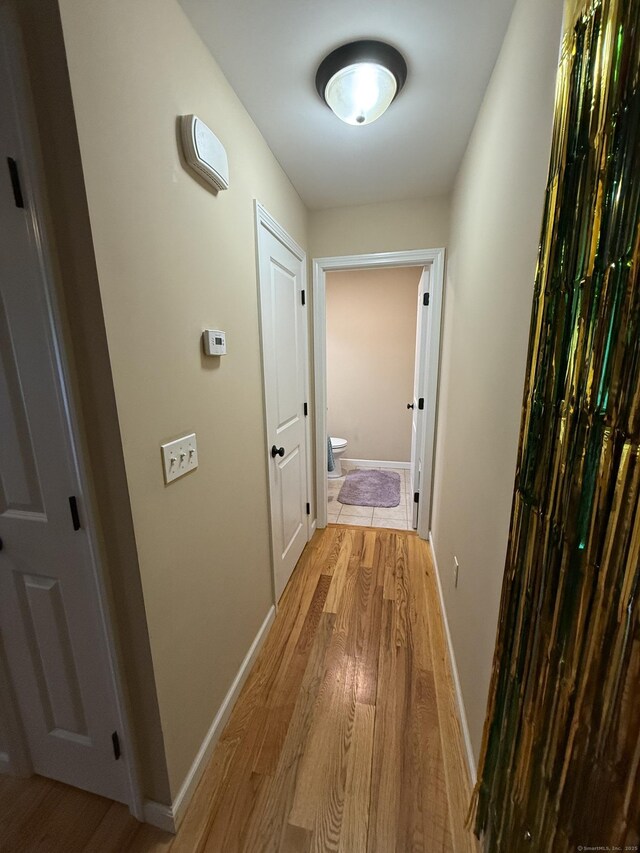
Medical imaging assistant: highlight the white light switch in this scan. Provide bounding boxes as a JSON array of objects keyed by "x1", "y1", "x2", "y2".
[{"x1": 161, "y1": 433, "x2": 198, "y2": 484}]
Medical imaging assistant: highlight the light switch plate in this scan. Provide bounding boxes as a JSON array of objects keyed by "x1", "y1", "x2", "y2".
[{"x1": 161, "y1": 433, "x2": 198, "y2": 484}]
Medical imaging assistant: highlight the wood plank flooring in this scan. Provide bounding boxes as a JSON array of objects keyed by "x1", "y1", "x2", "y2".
[{"x1": 0, "y1": 525, "x2": 478, "y2": 852}]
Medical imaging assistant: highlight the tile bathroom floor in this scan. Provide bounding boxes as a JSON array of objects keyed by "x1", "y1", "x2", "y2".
[{"x1": 327, "y1": 463, "x2": 413, "y2": 531}]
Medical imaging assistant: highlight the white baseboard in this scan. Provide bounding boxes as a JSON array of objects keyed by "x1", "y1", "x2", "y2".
[
  {"x1": 143, "y1": 605, "x2": 276, "y2": 833},
  {"x1": 142, "y1": 799, "x2": 175, "y2": 833},
  {"x1": 428, "y1": 531, "x2": 477, "y2": 785},
  {"x1": 311, "y1": 518, "x2": 317, "y2": 535},
  {"x1": 342, "y1": 458, "x2": 411, "y2": 470}
]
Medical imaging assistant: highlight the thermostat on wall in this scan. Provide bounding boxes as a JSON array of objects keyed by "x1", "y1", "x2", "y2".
[
  {"x1": 203, "y1": 329, "x2": 227, "y2": 356},
  {"x1": 180, "y1": 115, "x2": 229, "y2": 192}
]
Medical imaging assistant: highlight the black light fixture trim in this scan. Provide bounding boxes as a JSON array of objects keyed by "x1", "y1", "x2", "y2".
[{"x1": 315, "y1": 39, "x2": 408, "y2": 106}]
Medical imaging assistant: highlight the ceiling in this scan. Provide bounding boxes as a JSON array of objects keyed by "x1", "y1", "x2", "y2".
[{"x1": 179, "y1": 0, "x2": 517, "y2": 210}]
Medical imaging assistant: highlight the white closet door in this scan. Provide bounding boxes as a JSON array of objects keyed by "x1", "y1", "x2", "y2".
[
  {"x1": 0, "y1": 12, "x2": 128, "y2": 802},
  {"x1": 256, "y1": 208, "x2": 310, "y2": 601}
]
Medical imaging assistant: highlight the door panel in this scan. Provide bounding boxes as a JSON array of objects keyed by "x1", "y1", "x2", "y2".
[
  {"x1": 273, "y1": 264, "x2": 301, "y2": 427},
  {"x1": 278, "y1": 448, "x2": 304, "y2": 560},
  {"x1": 257, "y1": 212, "x2": 309, "y2": 600},
  {"x1": 17, "y1": 574, "x2": 89, "y2": 739},
  {"x1": 0, "y1": 297, "x2": 44, "y2": 516},
  {"x1": 0, "y1": 16, "x2": 127, "y2": 801}
]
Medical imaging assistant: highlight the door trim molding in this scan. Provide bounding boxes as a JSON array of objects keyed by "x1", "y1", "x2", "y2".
[
  {"x1": 254, "y1": 201, "x2": 312, "y2": 606},
  {"x1": 254, "y1": 202, "x2": 306, "y2": 263},
  {"x1": 1, "y1": 3, "x2": 143, "y2": 816},
  {"x1": 312, "y1": 248, "x2": 445, "y2": 540}
]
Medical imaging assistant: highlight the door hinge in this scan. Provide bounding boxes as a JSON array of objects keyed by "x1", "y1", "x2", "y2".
[
  {"x1": 423, "y1": 292, "x2": 430, "y2": 307},
  {"x1": 301, "y1": 289, "x2": 306, "y2": 306},
  {"x1": 414, "y1": 492, "x2": 420, "y2": 504},
  {"x1": 418, "y1": 397, "x2": 424, "y2": 410},
  {"x1": 68, "y1": 496, "x2": 81, "y2": 531},
  {"x1": 112, "y1": 731, "x2": 121, "y2": 760},
  {"x1": 7, "y1": 158, "x2": 24, "y2": 209},
  {"x1": 306, "y1": 502, "x2": 310, "y2": 516},
  {"x1": 304, "y1": 402, "x2": 308, "y2": 416}
]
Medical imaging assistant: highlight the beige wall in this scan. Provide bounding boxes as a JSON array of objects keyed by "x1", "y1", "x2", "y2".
[
  {"x1": 430, "y1": 0, "x2": 563, "y2": 765},
  {"x1": 310, "y1": 197, "x2": 450, "y2": 259},
  {"x1": 326, "y1": 268, "x2": 421, "y2": 462},
  {"x1": 56, "y1": 0, "x2": 308, "y2": 798}
]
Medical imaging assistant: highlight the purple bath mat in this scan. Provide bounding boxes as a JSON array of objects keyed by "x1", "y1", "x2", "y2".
[{"x1": 338, "y1": 469, "x2": 401, "y2": 508}]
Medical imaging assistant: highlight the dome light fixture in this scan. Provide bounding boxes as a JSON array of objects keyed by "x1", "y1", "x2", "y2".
[{"x1": 315, "y1": 40, "x2": 407, "y2": 126}]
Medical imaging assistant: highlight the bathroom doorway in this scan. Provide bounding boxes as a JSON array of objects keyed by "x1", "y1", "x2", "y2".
[
  {"x1": 313, "y1": 249, "x2": 445, "y2": 540},
  {"x1": 325, "y1": 266, "x2": 421, "y2": 530}
]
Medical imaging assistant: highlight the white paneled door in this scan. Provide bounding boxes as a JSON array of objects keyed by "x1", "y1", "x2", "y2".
[
  {"x1": 410, "y1": 267, "x2": 430, "y2": 529},
  {"x1": 256, "y1": 205, "x2": 310, "y2": 602},
  {"x1": 0, "y1": 14, "x2": 129, "y2": 803}
]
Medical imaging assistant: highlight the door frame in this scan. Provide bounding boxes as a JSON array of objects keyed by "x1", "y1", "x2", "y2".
[
  {"x1": 0, "y1": 2, "x2": 143, "y2": 818},
  {"x1": 409, "y1": 267, "x2": 431, "y2": 529},
  {"x1": 254, "y1": 201, "x2": 313, "y2": 606},
  {"x1": 313, "y1": 248, "x2": 445, "y2": 540}
]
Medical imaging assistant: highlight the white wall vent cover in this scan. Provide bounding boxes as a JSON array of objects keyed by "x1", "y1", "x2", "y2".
[{"x1": 180, "y1": 114, "x2": 229, "y2": 191}]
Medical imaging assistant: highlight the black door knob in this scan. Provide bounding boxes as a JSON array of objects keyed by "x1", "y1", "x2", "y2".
[
  {"x1": 0, "y1": 537, "x2": 3, "y2": 550},
  {"x1": 271, "y1": 445, "x2": 285, "y2": 458},
  {"x1": 407, "y1": 403, "x2": 415, "y2": 409}
]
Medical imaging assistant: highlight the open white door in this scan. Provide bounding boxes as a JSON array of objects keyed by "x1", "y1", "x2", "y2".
[
  {"x1": 256, "y1": 204, "x2": 310, "y2": 601},
  {"x1": 314, "y1": 250, "x2": 444, "y2": 537},
  {"x1": 410, "y1": 267, "x2": 430, "y2": 529},
  {"x1": 0, "y1": 15, "x2": 130, "y2": 803}
]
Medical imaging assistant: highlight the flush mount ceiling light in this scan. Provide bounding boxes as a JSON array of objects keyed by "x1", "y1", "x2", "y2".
[{"x1": 315, "y1": 40, "x2": 407, "y2": 126}]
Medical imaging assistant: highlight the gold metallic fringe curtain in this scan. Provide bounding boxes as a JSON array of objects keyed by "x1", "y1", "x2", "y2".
[{"x1": 474, "y1": 1, "x2": 640, "y2": 851}]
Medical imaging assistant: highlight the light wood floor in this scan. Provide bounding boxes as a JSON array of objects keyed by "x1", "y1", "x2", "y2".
[{"x1": 0, "y1": 525, "x2": 478, "y2": 852}]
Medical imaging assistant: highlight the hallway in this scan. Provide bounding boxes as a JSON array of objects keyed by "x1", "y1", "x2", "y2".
[{"x1": 0, "y1": 526, "x2": 476, "y2": 852}]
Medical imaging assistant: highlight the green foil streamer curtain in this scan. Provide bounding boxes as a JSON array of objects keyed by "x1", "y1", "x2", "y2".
[{"x1": 474, "y1": 1, "x2": 640, "y2": 851}]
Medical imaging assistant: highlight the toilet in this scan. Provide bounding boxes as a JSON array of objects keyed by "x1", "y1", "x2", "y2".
[{"x1": 329, "y1": 436, "x2": 348, "y2": 478}]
